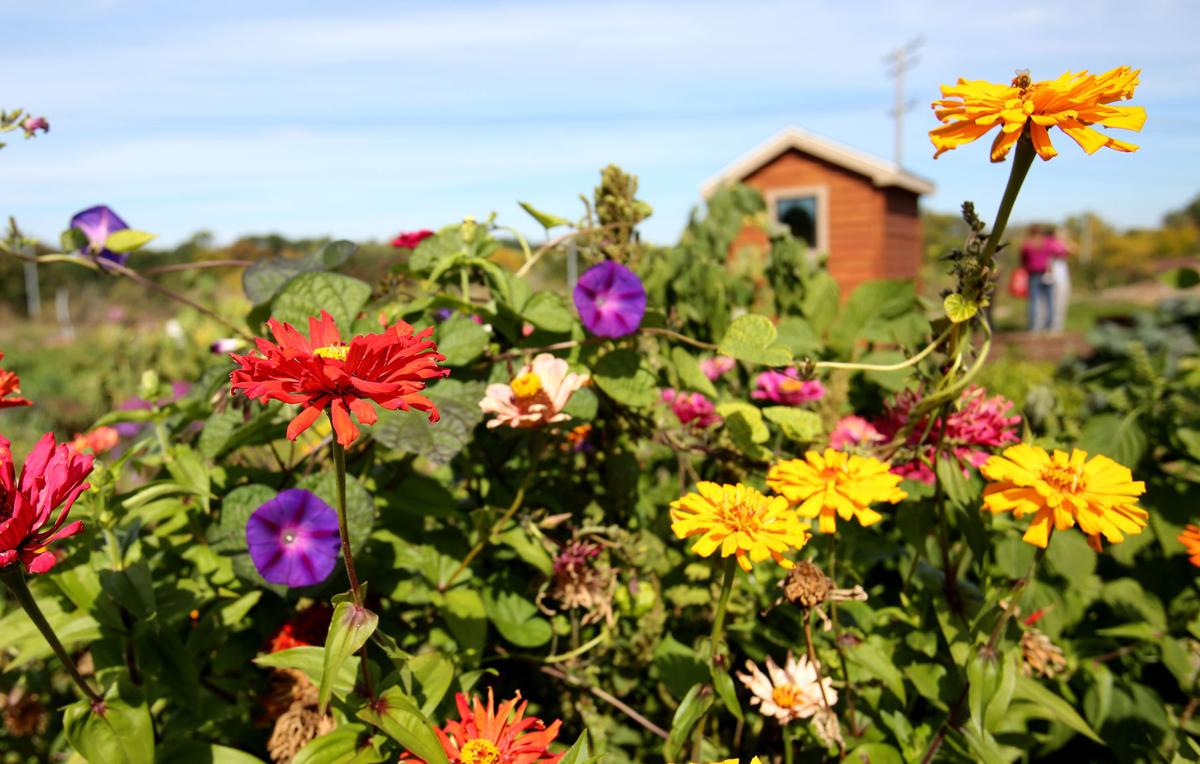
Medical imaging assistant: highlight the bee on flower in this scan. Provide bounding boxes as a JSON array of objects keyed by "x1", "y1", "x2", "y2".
[
  {"x1": 980, "y1": 444, "x2": 1146, "y2": 551},
  {"x1": 479, "y1": 354, "x2": 588, "y2": 429}
]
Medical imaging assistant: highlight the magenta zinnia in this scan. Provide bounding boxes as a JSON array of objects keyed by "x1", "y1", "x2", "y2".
[{"x1": 0, "y1": 434, "x2": 93, "y2": 574}]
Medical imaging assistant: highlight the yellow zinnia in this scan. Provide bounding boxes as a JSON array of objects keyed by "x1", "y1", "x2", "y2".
[
  {"x1": 980, "y1": 444, "x2": 1147, "y2": 551},
  {"x1": 767, "y1": 449, "x2": 907, "y2": 534},
  {"x1": 930, "y1": 66, "x2": 1145, "y2": 162},
  {"x1": 670, "y1": 483, "x2": 810, "y2": 572}
]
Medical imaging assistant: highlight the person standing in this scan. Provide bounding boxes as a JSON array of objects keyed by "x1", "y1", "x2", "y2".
[
  {"x1": 1019, "y1": 225, "x2": 1055, "y2": 333},
  {"x1": 1045, "y1": 226, "x2": 1073, "y2": 333}
]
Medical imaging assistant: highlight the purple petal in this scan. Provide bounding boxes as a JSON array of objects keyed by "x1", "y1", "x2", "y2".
[
  {"x1": 573, "y1": 261, "x2": 646, "y2": 338},
  {"x1": 245, "y1": 488, "x2": 341, "y2": 587},
  {"x1": 69, "y1": 205, "x2": 130, "y2": 265}
]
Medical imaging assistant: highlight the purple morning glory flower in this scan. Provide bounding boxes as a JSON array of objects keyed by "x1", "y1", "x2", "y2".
[
  {"x1": 245, "y1": 489, "x2": 340, "y2": 587},
  {"x1": 69, "y1": 205, "x2": 129, "y2": 265},
  {"x1": 573, "y1": 260, "x2": 646, "y2": 338}
]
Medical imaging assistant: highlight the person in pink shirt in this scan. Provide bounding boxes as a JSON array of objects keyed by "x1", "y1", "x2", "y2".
[{"x1": 1019, "y1": 225, "x2": 1068, "y2": 333}]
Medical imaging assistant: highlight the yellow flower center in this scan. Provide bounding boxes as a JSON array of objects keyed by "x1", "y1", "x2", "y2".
[
  {"x1": 780, "y1": 379, "x2": 804, "y2": 392},
  {"x1": 511, "y1": 372, "x2": 543, "y2": 399},
  {"x1": 459, "y1": 738, "x2": 501, "y2": 764},
  {"x1": 771, "y1": 683, "x2": 804, "y2": 708},
  {"x1": 1041, "y1": 464, "x2": 1084, "y2": 494},
  {"x1": 716, "y1": 496, "x2": 763, "y2": 534},
  {"x1": 313, "y1": 345, "x2": 349, "y2": 361}
]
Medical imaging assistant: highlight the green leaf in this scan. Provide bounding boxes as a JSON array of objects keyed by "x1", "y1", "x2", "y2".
[
  {"x1": 357, "y1": 687, "x2": 449, "y2": 764},
  {"x1": 1159, "y1": 266, "x2": 1200, "y2": 290},
  {"x1": 592, "y1": 349, "x2": 657, "y2": 408},
  {"x1": 762, "y1": 406, "x2": 822, "y2": 442},
  {"x1": 710, "y1": 665, "x2": 743, "y2": 721},
  {"x1": 1078, "y1": 412, "x2": 1147, "y2": 468},
  {"x1": 561, "y1": 386, "x2": 598, "y2": 421},
  {"x1": 156, "y1": 742, "x2": 267, "y2": 763},
  {"x1": 557, "y1": 731, "x2": 593, "y2": 764},
  {"x1": 483, "y1": 588, "x2": 553, "y2": 648},
  {"x1": 304, "y1": 240, "x2": 357, "y2": 271},
  {"x1": 319, "y1": 600, "x2": 379, "y2": 713},
  {"x1": 522, "y1": 291, "x2": 575, "y2": 333},
  {"x1": 775, "y1": 316, "x2": 821, "y2": 358},
  {"x1": 443, "y1": 587, "x2": 487, "y2": 653},
  {"x1": 716, "y1": 401, "x2": 771, "y2": 461},
  {"x1": 408, "y1": 651, "x2": 455, "y2": 715},
  {"x1": 845, "y1": 743, "x2": 905, "y2": 764},
  {"x1": 717, "y1": 314, "x2": 792, "y2": 366},
  {"x1": 254, "y1": 646, "x2": 357, "y2": 699},
  {"x1": 943, "y1": 293, "x2": 979, "y2": 323},
  {"x1": 664, "y1": 683, "x2": 713, "y2": 761},
  {"x1": 1012, "y1": 675, "x2": 1103, "y2": 743},
  {"x1": 243, "y1": 241, "x2": 358, "y2": 304},
  {"x1": 64, "y1": 682, "x2": 154, "y2": 764},
  {"x1": 847, "y1": 639, "x2": 907, "y2": 705},
  {"x1": 671, "y1": 347, "x2": 717, "y2": 398},
  {"x1": 436, "y1": 315, "x2": 489, "y2": 366},
  {"x1": 291, "y1": 726, "x2": 368, "y2": 764},
  {"x1": 61, "y1": 227, "x2": 89, "y2": 252},
  {"x1": 105, "y1": 229, "x2": 156, "y2": 253},
  {"x1": 373, "y1": 379, "x2": 486, "y2": 466},
  {"x1": 519, "y1": 201, "x2": 570, "y2": 230},
  {"x1": 271, "y1": 271, "x2": 372, "y2": 333}
]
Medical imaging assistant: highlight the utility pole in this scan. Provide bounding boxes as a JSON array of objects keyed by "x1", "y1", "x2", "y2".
[{"x1": 884, "y1": 38, "x2": 923, "y2": 167}]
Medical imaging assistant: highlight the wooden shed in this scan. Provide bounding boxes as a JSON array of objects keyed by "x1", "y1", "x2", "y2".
[{"x1": 701, "y1": 127, "x2": 935, "y2": 296}]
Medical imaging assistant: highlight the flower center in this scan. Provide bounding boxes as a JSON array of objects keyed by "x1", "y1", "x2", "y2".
[
  {"x1": 511, "y1": 372, "x2": 543, "y2": 399},
  {"x1": 281, "y1": 530, "x2": 297, "y2": 545},
  {"x1": 780, "y1": 379, "x2": 804, "y2": 393},
  {"x1": 718, "y1": 497, "x2": 762, "y2": 534},
  {"x1": 772, "y1": 683, "x2": 804, "y2": 708},
  {"x1": 313, "y1": 345, "x2": 349, "y2": 361},
  {"x1": 459, "y1": 738, "x2": 501, "y2": 764},
  {"x1": 1041, "y1": 464, "x2": 1083, "y2": 494}
]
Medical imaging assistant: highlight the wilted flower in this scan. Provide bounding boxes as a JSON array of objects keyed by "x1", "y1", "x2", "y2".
[
  {"x1": 425, "y1": 690, "x2": 563, "y2": 764},
  {"x1": 1179, "y1": 524, "x2": 1200, "y2": 568},
  {"x1": 752, "y1": 368, "x2": 824, "y2": 406},
  {"x1": 699, "y1": 355, "x2": 736, "y2": 381},
  {"x1": 661, "y1": 389, "x2": 720, "y2": 429},
  {"x1": 264, "y1": 669, "x2": 336, "y2": 763},
  {"x1": 780, "y1": 560, "x2": 867, "y2": 631},
  {"x1": 0, "y1": 433, "x2": 93, "y2": 574},
  {"x1": 981, "y1": 445, "x2": 1146, "y2": 551},
  {"x1": 670, "y1": 482, "x2": 811, "y2": 572},
  {"x1": 546, "y1": 539, "x2": 614, "y2": 626},
  {"x1": 875, "y1": 386, "x2": 1020, "y2": 484},
  {"x1": 737, "y1": 652, "x2": 836, "y2": 725},
  {"x1": 931, "y1": 66, "x2": 1144, "y2": 162},
  {"x1": 0, "y1": 687, "x2": 47, "y2": 737},
  {"x1": 231, "y1": 310, "x2": 448, "y2": 447},
  {"x1": 1020, "y1": 629, "x2": 1067, "y2": 678},
  {"x1": 0, "y1": 353, "x2": 31, "y2": 409},
  {"x1": 828, "y1": 416, "x2": 884, "y2": 451},
  {"x1": 69, "y1": 205, "x2": 130, "y2": 265},
  {"x1": 20, "y1": 116, "x2": 48, "y2": 138},
  {"x1": 573, "y1": 260, "x2": 646, "y2": 338},
  {"x1": 67, "y1": 426, "x2": 119, "y2": 456},
  {"x1": 767, "y1": 449, "x2": 907, "y2": 534},
  {"x1": 479, "y1": 353, "x2": 587, "y2": 429},
  {"x1": 246, "y1": 489, "x2": 341, "y2": 588},
  {"x1": 391, "y1": 229, "x2": 435, "y2": 249}
]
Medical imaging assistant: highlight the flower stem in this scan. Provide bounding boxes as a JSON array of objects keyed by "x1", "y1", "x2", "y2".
[
  {"x1": 708, "y1": 556, "x2": 738, "y2": 663},
  {"x1": 783, "y1": 725, "x2": 796, "y2": 764},
  {"x1": 980, "y1": 135, "x2": 1037, "y2": 267},
  {"x1": 328, "y1": 433, "x2": 362, "y2": 608},
  {"x1": 986, "y1": 539, "x2": 1049, "y2": 653},
  {"x1": 0, "y1": 568, "x2": 102, "y2": 704},
  {"x1": 804, "y1": 610, "x2": 845, "y2": 760}
]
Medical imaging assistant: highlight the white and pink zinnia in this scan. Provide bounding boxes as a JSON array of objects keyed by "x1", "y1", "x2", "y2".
[{"x1": 479, "y1": 354, "x2": 588, "y2": 429}]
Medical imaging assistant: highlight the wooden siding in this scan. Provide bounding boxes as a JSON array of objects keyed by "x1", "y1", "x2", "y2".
[{"x1": 734, "y1": 148, "x2": 922, "y2": 297}]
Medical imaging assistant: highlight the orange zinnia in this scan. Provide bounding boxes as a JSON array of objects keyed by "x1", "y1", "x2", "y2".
[
  {"x1": 930, "y1": 66, "x2": 1145, "y2": 162},
  {"x1": 0, "y1": 352, "x2": 32, "y2": 409},
  {"x1": 230, "y1": 311, "x2": 448, "y2": 447},
  {"x1": 421, "y1": 690, "x2": 562, "y2": 764},
  {"x1": 1180, "y1": 524, "x2": 1200, "y2": 568}
]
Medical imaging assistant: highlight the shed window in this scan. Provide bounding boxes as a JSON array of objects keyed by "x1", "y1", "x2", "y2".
[{"x1": 775, "y1": 195, "x2": 819, "y2": 248}]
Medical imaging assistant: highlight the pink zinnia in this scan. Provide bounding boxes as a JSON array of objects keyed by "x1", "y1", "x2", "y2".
[
  {"x1": 751, "y1": 368, "x2": 825, "y2": 406},
  {"x1": 661, "y1": 389, "x2": 720, "y2": 428},
  {"x1": 699, "y1": 356, "x2": 736, "y2": 381},
  {"x1": 0, "y1": 434, "x2": 93, "y2": 574},
  {"x1": 829, "y1": 416, "x2": 884, "y2": 451},
  {"x1": 391, "y1": 229, "x2": 435, "y2": 249},
  {"x1": 874, "y1": 385, "x2": 1020, "y2": 484}
]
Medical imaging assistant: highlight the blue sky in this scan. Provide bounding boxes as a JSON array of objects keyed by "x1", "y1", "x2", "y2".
[{"x1": 4, "y1": 0, "x2": 1197, "y2": 246}]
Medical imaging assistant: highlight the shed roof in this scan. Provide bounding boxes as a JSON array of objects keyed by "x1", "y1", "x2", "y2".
[{"x1": 700, "y1": 126, "x2": 936, "y2": 197}]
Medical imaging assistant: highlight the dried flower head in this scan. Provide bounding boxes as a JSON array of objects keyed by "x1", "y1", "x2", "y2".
[
  {"x1": 1, "y1": 687, "x2": 47, "y2": 737},
  {"x1": 1020, "y1": 629, "x2": 1068, "y2": 678},
  {"x1": 546, "y1": 539, "x2": 615, "y2": 626}
]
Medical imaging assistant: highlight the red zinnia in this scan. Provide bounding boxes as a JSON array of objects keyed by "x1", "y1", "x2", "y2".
[
  {"x1": 418, "y1": 690, "x2": 563, "y2": 764},
  {"x1": 0, "y1": 353, "x2": 32, "y2": 409},
  {"x1": 391, "y1": 229, "x2": 435, "y2": 249},
  {"x1": 230, "y1": 311, "x2": 449, "y2": 447},
  {"x1": 0, "y1": 433, "x2": 93, "y2": 574}
]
